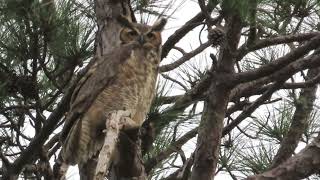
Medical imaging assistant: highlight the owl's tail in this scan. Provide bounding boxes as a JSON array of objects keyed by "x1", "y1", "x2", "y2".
[
  {"x1": 61, "y1": 117, "x2": 83, "y2": 165},
  {"x1": 61, "y1": 114, "x2": 105, "y2": 166}
]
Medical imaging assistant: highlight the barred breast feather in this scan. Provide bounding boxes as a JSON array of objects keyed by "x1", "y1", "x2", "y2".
[{"x1": 61, "y1": 47, "x2": 159, "y2": 165}]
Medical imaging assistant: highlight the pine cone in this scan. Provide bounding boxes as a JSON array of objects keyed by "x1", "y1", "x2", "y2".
[{"x1": 207, "y1": 27, "x2": 225, "y2": 46}]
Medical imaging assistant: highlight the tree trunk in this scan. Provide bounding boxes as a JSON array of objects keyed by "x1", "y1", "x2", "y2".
[
  {"x1": 109, "y1": 129, "x2": 147, "y2": 180},
  {"x1": 190, "y1": 12, "x2": 242, "y2": 180},
  {"x1": 94, "y1": 0, "x2": 134, "y2": 56}
]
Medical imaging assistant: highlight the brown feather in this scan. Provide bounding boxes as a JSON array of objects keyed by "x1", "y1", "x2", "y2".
[{"x1": 61, "y1": 20, "x2": 165, "y2": 167}]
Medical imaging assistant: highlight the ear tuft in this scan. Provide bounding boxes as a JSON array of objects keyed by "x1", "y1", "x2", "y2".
[
  {"x1": 151, "y1": 18, "x2": 167, "y2": 32},
  {"x1": 116, "y1": 15, "x2": 135, "y2": 30}
]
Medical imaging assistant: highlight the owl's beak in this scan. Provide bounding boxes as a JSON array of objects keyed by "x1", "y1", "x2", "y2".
[{"x1": 138, "y1": 36, "x2": 145, "y2": 45}]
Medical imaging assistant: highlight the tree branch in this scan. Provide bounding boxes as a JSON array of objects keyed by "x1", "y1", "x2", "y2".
[
  {"x1": 231, "y1": 35, "x2": 320, "y2": 85},
  {"x1": 247, "y1": 134, "x2": 320, "y2": 180},
  {"x1": 161, "y1": 2, "x2": 220, "y2": 59},
  {"x1": 237, "y1": 32, "x2": 320, "y2": 60},
  {"x1": 95, "y1": 110, "x2": 133, "y2": 180},
  {"x1": 145, "y1": 128, "x2": 198, "y2": 173},
  {"x1": 4, "y1": 77, "x2": 77, "y2": 177},
  {"x1": 160, "y1": 40, "x2": 213, "y2": 72},
  {"x1": 270, "y1": 67, "x2": 319, "y2": 168},
  {"x1": 223, "y1": 81, "x2": 285, "y2": 136}
]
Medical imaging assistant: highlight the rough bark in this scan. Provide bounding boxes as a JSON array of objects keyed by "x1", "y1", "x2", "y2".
[
  {"x1": 94, "y1": 0, "x2": 134, "y2": 56},
  {"x1": 236, "y1": 32, "x2": 320, "y2": 60},
  {"x1": 270, "y1": 68, "x2": 319, "y2": 168},
  {"x1": 95, "y1": 110, "x2": 135, "y2": 180},
  {"x1": 247, "y1": 134, "x2": 320, "y2": 180},
  {"x1": 231, "y1": 35, "x2": 320, "y2": 85},
  {"x1": 190, "y1": 12, "x2": 242, "y2": 180},
  {"x1": 109, "y1": 129, "x2": 147, "y2": 180}
]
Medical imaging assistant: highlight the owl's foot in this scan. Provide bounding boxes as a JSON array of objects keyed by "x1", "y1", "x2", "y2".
[
  {"x1": 119, "y1": 110, "x2": 139, "y2": 129},
  {"x1": 104, "y1": 110, "x2": 138, "y2": 130}
]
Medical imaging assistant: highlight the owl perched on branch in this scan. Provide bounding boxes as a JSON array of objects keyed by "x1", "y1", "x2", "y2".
[{"x1": 60, "y1": 16, "x2": 166, "y2": 168}]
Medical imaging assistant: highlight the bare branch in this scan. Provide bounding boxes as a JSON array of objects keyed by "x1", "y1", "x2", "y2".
[
  {"x1": 223, "y1": 81, "x2": 285, "y2": 136},
  {"x1": 95, "y1": 110, "x2": 134, "y2": 180},
  {"x1": 237, "y1": 32, "x2": 320, "y2": 60},
  {"x1": 282, "y1": 71, "x2": 320, "y2": 89},
  {"x1": 172, "y1": 46, "x2": 187, "y2": 55},
  {"x1": 198, "y1": 0, "x2": 215, "y2": 28},
  {"x1": 167, "y1": 73, "x2": 210, "y2": 112},
  {"x1": 160, "y1": 40, "x2": 213, "y2": 72},
  {"x1": 162, "y1": 154, "x2": 194, "y2": 180},
  {"x1": 161, "y1": 2, "x2": 220, "y2": 59},
  {"x1": 161, "y1": 74, "x2": 188, "y2": 91}
]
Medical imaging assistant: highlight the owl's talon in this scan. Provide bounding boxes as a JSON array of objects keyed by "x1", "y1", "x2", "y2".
[{"x1": 119, "y1": 116, "x2": 138, "y2": 129}]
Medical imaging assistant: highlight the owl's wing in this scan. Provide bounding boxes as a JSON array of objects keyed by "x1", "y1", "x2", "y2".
[{"x1": 60, "y1": 43, "x2": 139, "y2": 143}]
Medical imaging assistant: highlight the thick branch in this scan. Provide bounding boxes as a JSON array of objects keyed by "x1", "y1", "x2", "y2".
[
  {"x1": 231, "y1": 35, "x2": 320, "y2": 85},
  {"x1": 237, "y1": 32, "x2": 320, "y2": 60},
  {"x1": 158, "y1": 95, "x2": 183, "y2": 105},
  {"x1": 229, "y1": 66, "x2": 320, "y2": 102},
  {"x1": 270, "y1": 68, "x2": 318, "y2": 168},
  {"x1": 191, "y1": 12, "x2": 242, "y2": 180},
  {"x1": 223, "y1": 81, "x2": 284, "y2": 136},
  {"x1": 95, "y1": 110, "x2": 133, "y2": 180},
  {"x1": 247, "y1": 134, "x2": 320, "y2": 180},
  {"x1": 94, "y1": 0, "x2": 133, "y2": 56},
  {"x1": 167, "y1": 73, "x2": 211, "y2": 112}
]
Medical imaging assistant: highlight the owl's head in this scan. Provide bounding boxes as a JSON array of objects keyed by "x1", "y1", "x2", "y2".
[{"x1": 118, "y1": 16, "x2": 167, "y2": 50}]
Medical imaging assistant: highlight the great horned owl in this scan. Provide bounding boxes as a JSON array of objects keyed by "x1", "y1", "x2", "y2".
[{"x1": 60, "y1": 17, "x2": 166, "y2": 167}]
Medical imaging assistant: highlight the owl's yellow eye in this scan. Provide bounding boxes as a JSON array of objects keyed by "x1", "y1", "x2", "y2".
[
  {"x1": 127, "y1": 30, "x2": 138, "y2": 37},
  {"x1": 146, "y1": 32, "x2": 156, "y2": 39}
]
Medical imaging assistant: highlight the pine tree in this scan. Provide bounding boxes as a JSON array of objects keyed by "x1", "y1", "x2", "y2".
[{"x1": 1, "y1": 0, "x2": 320, "y2": 179}]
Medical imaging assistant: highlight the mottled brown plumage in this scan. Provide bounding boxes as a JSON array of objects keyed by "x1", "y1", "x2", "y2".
[{"x1": 60, "y1": 17, "x2": 166, "y2": 166}]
